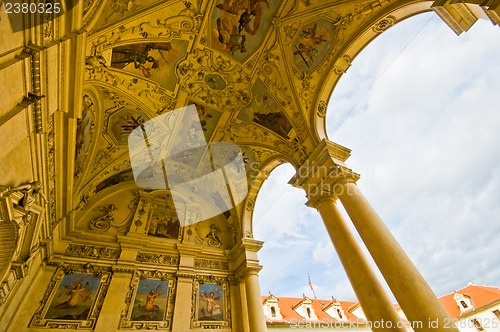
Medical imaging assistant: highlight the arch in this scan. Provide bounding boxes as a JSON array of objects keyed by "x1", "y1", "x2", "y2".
[
  {"x1": 240, "y1": 154, "x2": 298, "y2": 239},
  {"x1": 312, "y1": 0, "x2": 495, "y2": 141}
]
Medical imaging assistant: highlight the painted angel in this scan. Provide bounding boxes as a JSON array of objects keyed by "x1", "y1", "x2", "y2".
[
  {"x1": 55, "y1": 278, "x2": 91, "y2": 309},
  {"x1": 200, "y1": 291, "x2": 221, "y2": 317}
]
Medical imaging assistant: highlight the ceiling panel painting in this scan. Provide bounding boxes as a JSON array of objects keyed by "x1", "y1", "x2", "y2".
[
  {"x1": 110, "y1": 41, "x2": 189, "y2": 91},
  {"x1": 210, "y1": 0, "x2": 283, "y2": 61},
  {"x1": 293, "y1": 18, "x2": 337, "y2": 72},
  {"x1": 238, "y1": 79, "x2": 293, "y2": 139},
  {"x1": 108, "y1": 107, "x2": 151, "y2": 145},
  {"x1": 189, "y1": 101, "x2": 222, "y2": 142},
  {"x1": 74, "y1": 95, "x2": 96, "y2": 183},
  {"x1": 92, "y1": 0, "x2": 161, "y2": 31}
]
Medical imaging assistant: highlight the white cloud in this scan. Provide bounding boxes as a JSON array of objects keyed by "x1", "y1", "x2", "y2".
[{"x1": 312, "y1": 241, "x2": 336, "y2": 265}]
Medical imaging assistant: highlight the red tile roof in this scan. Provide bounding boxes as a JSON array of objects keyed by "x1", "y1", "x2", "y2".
[
  {"x1": 439, "y1": 284, "x2": 500, "y2": 318},
  {"x1": 263, "y1": 284, "x2": 500, "y2": 324},
  {"x1": 262, "y1": 295, "x2": 362, "y2": 324}
]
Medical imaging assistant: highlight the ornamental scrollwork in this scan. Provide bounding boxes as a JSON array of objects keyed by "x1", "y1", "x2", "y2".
[
  {"x1": 65, "y1": 244, "x2": 121, "y2": 259},
  {"x1": 193, "y1": 259, "x2": 229, "y2": 271},
  {"x1": 136, "y1": 252, "x2": 179, "y2": 266}
]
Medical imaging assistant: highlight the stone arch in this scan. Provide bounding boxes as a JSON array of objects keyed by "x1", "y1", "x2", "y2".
[
  {"x1": 240, "y1": 154, "x2": 299, "y2": 239},
  {"x1": 312, "y1": 0, "x2": 497, "y2": 141}
]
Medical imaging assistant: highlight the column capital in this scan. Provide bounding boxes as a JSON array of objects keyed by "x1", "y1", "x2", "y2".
[{"x1": 289, "y1": 139, "x2": 360, "y2": 206}]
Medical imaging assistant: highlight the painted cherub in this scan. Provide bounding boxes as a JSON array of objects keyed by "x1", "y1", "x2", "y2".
[
  {"x1": 55, "y1": 279, "x2": 91, "y2": 309},
  {"x1": 200, "y1": 291, "x2": 221, "y2": 317}
]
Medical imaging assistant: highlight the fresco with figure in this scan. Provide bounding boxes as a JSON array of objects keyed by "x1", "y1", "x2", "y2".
[
  {"x1": 189, "y1": 101, "x2": 222, "y2": 141},
  {"x1": 293, "y1": 19, "x2": 337, "y2": 72},
  {"x1": 211, "y1": 0, "x2": 283, "y2": 60},
  {"x1": 45, "y1": 274, "x2": 100, "y2": 320},
  {"x1": 107, "y1": 107, "x2": 150, "y2": 145},
  {"x1": 198, "y1": 283, "x2": 224, "y2": 321},
  {"x1": 238, "y1": 79, "x2": 292, "y2": 139},
  {"x1": 148, "y1": 207, "x2": 180, "y2": 239},
  {"x1": 111, "y1": 41, "x2": 188, "y2": 91},
  {"x1": 74, "y1": 95, "x2": 95, "y2": 182},
  {"x1": 94, "y1": 169, "x2": 135, "y2": 193},
  {"x1": 131, "y1": 279, "x2": 169, "y2": 321}
]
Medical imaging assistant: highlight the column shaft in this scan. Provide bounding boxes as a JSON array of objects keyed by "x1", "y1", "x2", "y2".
[
  {"x1": 337, "y1": 181, "x2": 459, "y2": 332},
  {"x1": 239, "y1": 279, "x2": 251, "y2": 332},
  {"x1": 316, "y1": 198, "x2": 405, "y2": 332},
  {"x1": 244, "y1": 270, "x2": 267, "y2": 332}
]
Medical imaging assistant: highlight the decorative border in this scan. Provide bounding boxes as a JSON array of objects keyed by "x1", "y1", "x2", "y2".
[
  {"x1": 29, "y1": 264, "x2": 111, "y2": 329},
  {"x1": 136, "y1": 252, "x2": 179, "y2": 267},
  {"x1": 120, "y1": 270, "x2": 176, "y2": 330},
  {"x1": 191, "y1": 275, "x2": 231, "y2": 329},
  {"x1": 193, "y1": 259, "x2": 229, "y2": 272},
  {"x1": 65, "y1": 243, "x2": 121, "y2": 260}
]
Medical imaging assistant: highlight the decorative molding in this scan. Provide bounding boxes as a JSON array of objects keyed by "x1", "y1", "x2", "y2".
[
  {"x1": 89, "y1": 204, "x2": 118, "y2": 231},
  {"x1": 64, "y1": 244, "x2": 121, "y2": 260},
  {"x1": 194, "y1": 259, "x2": 229, "y2": 272},
  {"x1": 316, "y1": 100, "x2": 327, "y2": 117},
  {"x1": 372, "y1": 15, "x2": 397, "y2": 33},
  {"x1": 136, "y1": 252, "x2": 179, "y2": 267}
]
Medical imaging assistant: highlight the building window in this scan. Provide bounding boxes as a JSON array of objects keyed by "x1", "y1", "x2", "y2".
[
  {"x1": 306, "y1": 307, "x2": 311, "y2": 318},
  {"x1": 337, "y1": 309, "x2": 343, "y2": 319},
  {"x1": 460, "y1": 300, "x2": 468, "y2": 308},
  {"x1": 473, "y1": 319, "x2": 484, "y2": 331},
  {"x1": 271, "y1": 306, "x2": 276, "y2": 318},
  {"x1": 493, "y1": 309, "x2": 500, "y2": 320}
]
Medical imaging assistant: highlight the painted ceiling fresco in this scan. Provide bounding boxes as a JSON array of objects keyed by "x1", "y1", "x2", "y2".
[
  {"x1": 110, "y1": 41, "x2": 189, "y2": 92},
  {"x1": 293, "y1": 18, "x2": 337, "y2": 72},
  {"x1": 210, "y1": 0, "x2": 283, "y2": 61},
  {"x1": 76, "y1": 0, "x2": 406, "y2": 237},
  {"x1": 238, "y1": 78, "x2": 292, "y2": 139}
]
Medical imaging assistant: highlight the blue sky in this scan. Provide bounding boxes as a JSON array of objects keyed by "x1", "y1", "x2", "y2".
[{"x1": 254, "y1": 13, "x2": 500, "y2": 302}]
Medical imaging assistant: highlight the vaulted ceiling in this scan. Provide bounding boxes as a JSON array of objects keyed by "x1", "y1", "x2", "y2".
[{"x1": 55, "y1": 0, "x2": 491, "y2": 242}]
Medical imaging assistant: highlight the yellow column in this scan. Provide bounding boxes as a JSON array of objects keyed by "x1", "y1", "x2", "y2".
[
  {"x1": 239, "y1": 277, "x2": 251, "y2": 332},
  {"x1": 229, "y1": 275, "x2": 245, "y2": 332},
  {"x1": 290, "y1": 139, "x2": 458, "y2": 332},
  {"x1": 336, "y1": 179, "x2": 459, "y2": 332},
  {"x1": 313, "y1": 196, "x2": 405, "y2": 332},
  {"x1": 244, "y1": 268, "x2": 267, "y2": 332}
]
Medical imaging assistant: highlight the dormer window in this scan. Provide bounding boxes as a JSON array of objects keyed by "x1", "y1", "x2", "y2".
[
  {"x1": 337, "y1": 309, "x2": 343, "y2": 319},
  {"x1": 453, "y1": 292, "x2": 472, "y2": 312},
  {"x1": 306, "y1": 307, "x2": 311, "y2": 318},
  {"x1": 263, "y1": 294, "x2": 283, "y2": 320}
]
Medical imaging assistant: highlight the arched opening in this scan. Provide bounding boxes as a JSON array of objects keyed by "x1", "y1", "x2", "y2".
[
  {"x1": 254, "y1": 8, "x2": 500, "y2": 315},
  {"x1": 326, "y1": 11, "x2": 500, "y2": 299}
]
